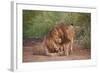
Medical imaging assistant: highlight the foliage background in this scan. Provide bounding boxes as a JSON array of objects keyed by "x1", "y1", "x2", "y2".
[{"x1": 23, "y1": 10, "x2": 91, "y2": 49}]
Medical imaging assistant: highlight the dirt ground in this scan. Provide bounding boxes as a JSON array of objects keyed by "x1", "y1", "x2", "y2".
[{"x1": 23, "y1": 38, "x2": 91, "y2": 62}]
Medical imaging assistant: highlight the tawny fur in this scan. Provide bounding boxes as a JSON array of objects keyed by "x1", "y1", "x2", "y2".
[
  {"x1": 32, "y1": 23, "x2": 75, "y2": 56},
  {"x1": 56, "y1": 23, "x2": 75, "y2": 56}
]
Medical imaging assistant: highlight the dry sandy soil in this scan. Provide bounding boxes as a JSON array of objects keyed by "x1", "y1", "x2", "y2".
[{"x1": 23, "y1": 38, "x2": 91, "y2": 62}]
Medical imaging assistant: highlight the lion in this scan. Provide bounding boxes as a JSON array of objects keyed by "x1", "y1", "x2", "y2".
[
  {"x1": 32, "y1": 24, "x2": 62, "y2": 56},
  {"x1": 42, "y1": 25, "x2": 63, "y2": 56},
  {"x1": 56, "y1": 23, "x2": 75, "y2": 56}
]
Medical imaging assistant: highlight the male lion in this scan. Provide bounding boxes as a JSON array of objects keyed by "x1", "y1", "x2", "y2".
[
  {"x1": 32, "y1": 24, "x2": 62, "y2": 56},
  {"x1": 42, "y1": 25, "x2": 63, "y2": 56},
  {"x1": 56, "y1": 23, "x2": 75, "y2": 56}
]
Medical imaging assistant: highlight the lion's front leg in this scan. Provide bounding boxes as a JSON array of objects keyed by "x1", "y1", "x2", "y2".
[
  {"x1": 44, "y1": 48, "x2": 59, "y2": 56},
  {"x1": 57, "y1": 46, "x2": 64, "y2": 56},
  {"x1": 70, "y1": 38, "x2": 74, "y2": 54},
  {"x1": 64, "y1": 43, "x2": 70, "y2": 56}
]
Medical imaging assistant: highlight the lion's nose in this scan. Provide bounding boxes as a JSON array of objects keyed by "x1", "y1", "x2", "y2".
[{"x1": 58, "y1": 39, "x2": 61, "y2": 43}]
